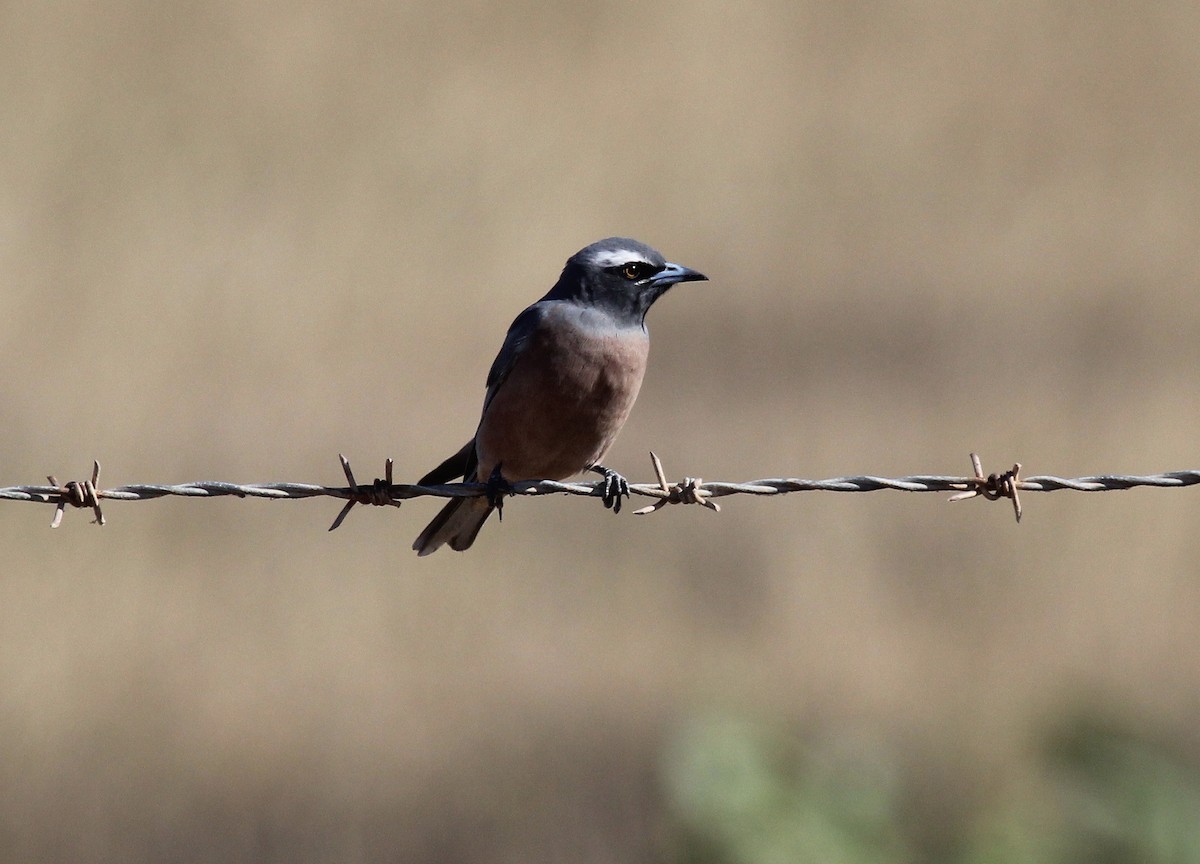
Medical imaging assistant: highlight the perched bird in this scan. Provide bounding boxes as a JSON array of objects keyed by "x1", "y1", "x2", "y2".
[{"x1": 413, "y1": 237, "x2": 707, "y2": 555}]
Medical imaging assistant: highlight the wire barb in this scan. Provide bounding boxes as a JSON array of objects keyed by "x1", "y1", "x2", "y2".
[
  {"x1": 947, "y1": 452, "x2": 1022, "y2": 522},
  {"x1": 48, "y1": 460, "x2": 105, "y2": 528},
  {"x1": 328, "y1": 455, "x2": 402, "y2": 531},
  {"x1": 633, "y1": 451, "x2": 720, "y2": 515}
]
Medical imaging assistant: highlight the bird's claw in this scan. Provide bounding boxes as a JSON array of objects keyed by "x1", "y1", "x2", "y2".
[
  {"x1": 485, "y1": 464, "x2": 513, "y2": 518},
  {"x1": 591, "y1": 464, "x2": 630, "y2": 514}
]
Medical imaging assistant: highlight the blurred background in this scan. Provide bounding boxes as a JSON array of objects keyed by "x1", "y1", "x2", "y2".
[{"x1": 3, "y1": 0, "x2": 1200, "y2": 861}]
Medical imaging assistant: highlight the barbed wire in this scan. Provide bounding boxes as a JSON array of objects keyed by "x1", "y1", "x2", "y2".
[{"x1": 4, "y1": 452, "x2": 1197, "y2": 530}]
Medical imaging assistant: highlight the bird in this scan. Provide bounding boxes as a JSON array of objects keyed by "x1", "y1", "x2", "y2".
[{"x1": 412, "y1": 237, "x2": 707, "y2": 556}]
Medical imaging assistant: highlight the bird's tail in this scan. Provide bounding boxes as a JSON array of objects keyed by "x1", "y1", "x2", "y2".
[{"x1": 412, "y1": 496, "x2": 495, "y2": 556}]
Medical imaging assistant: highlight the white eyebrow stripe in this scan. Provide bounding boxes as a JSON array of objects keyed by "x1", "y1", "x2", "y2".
[{"x1": 588, "y1": 248, "x2": 650, "y2": 268}]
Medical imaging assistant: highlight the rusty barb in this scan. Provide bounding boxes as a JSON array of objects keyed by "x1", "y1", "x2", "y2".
[
  {"x1": 948, "y1": 453, "x2": 1023, "y2": 523},
  {"x1": 48, "y1": 460, "x2": 105, "y2": 528},
  {"x1": 328, "y1": 455, "x2": 403, "y2": 531},
  {"x1": 6, "y1": 452, "x2": 1199, "y2": 529},
  {"x1": 632, "y1": 451, "x2": 720, "y2": 516}
]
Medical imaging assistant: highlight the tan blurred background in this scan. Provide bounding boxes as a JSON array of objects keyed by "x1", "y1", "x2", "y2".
[{"x1": 3, "y1": 1, "x2": 1200, "y2": 861}]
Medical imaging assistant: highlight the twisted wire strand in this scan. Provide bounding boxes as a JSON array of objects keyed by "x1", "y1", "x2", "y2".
[{"x1": 3, "y1": 454, "x2": 1199, "y2": 529}]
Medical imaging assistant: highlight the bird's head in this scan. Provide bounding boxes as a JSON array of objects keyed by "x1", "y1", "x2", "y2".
[{"x1": 548, "y1": 237, "x2": 707, "y2": 324}]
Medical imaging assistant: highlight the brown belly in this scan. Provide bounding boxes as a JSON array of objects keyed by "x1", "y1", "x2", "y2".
[{"x1": 474, "y1": 316, "x2": 649, "y2": 481}]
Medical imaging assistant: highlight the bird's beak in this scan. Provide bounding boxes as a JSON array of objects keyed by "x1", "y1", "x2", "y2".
[{"x1": 651, "y1": 262, "x2": 708, "y2": 287}]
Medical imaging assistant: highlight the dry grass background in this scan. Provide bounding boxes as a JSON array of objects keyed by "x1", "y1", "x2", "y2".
[{"x1": 2, "y1": 0, "x2": 1200, "y2": 861}]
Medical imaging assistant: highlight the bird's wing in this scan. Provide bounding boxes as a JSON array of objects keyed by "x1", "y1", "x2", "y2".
[
  {"x1": 481, "y1": 302, "x2": 548, "y2": 414},
  {"x1": 418, "y1": 304, "x2": 550, "y2": 486}
]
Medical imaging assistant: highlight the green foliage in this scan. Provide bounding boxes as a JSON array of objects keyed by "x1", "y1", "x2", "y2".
[
  {"x1": 662, "y1": 716, "x2": 907, "y2": 864},
  {"x1": 663, "y1": 713, "x2": 1200, "y2": 864},
  {"x1": 1042, "y1": 717, "x2": 1200, "y2": 863}
]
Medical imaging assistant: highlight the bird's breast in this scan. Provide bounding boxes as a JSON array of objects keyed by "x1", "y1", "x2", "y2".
[{"x1": 475, "y1": 309, "x2": 650, "y2": 481}]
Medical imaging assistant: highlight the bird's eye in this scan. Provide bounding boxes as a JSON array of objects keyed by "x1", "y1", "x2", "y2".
[{"x1": 621, "y1": 262, "x2": 647, "y2": 280}]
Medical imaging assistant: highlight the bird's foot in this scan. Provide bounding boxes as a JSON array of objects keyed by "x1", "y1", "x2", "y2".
[
  {"x1": 590, "y1": 464, "x2": 630, "y2": 514},
  {"x1": 485, "y1": 464, "x2": 513, "y2": 519}
]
